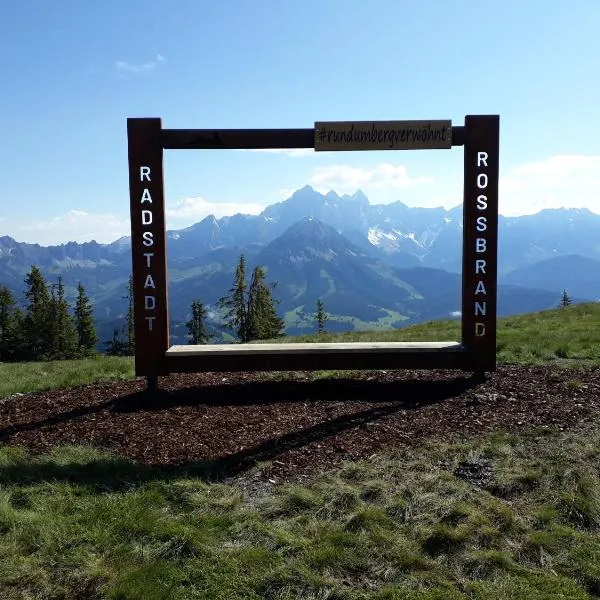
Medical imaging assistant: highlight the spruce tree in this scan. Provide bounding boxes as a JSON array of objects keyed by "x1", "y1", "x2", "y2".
[
  {"x1": 104, "y1": 328, "x2": 128, "y2": 356},
  {"x1": 186, "y1": 299, "x2": 210, "y2": 344},
  {"x1": 246, "y1": 266, "x2": 285, "y2": 341},
  {"x1": 316, "y1": 299, "x2": 327, "y2": 335},
  {"x1": 0, "y1": 286, "x2": 21, "y2": 361},
  {"x1": 217, "y1": 254, "x2": 248, "y2": 342},
  {"x1": 49, "y1": 276, "x2": 77, "y2": 359},
  {"x1": 560, "y1": 289, "x2": 572, "y2": 308},
  {"x1": 22, "y1": 266, "x2": 52, "y2": 359},
  {"x1": 74, "y1": 282, "x2": 98, "y2": 355},
  {"x1": 123, "y1": 275, "x2": 135, "y2": 356}
]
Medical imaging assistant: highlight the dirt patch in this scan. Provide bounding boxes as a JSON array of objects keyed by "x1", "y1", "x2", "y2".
[{"x1": 1, "y1": 365, "x2": 599, "y2": 491}]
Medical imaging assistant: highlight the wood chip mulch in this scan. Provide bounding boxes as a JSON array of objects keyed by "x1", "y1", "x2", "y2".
[{"x1": 1, "y1": 365, "x2": 599, "y2": 489}]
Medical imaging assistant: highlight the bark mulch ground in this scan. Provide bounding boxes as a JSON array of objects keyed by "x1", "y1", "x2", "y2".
[{"x1": 1, "y1": 365, "x2": 599, "y2": 494}]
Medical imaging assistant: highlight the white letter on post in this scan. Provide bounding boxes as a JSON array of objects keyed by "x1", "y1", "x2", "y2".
[
  {"x1": 142, "y1": 210, "x2": 153, "y2": 226},
  {"x1": 143, "y1": 252, "x2": 154, "y2": 268},
  {"x1": 475, "y1": 259, "x2": 486, "y2": 275},
  {"x1": 140, "y1": 166, "x2": 151, "y2": 182},
  {"x1": 477, "y1": 152, "x2": 488, "y2": 167}
]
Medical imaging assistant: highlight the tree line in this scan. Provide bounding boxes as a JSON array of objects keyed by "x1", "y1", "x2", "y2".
[
  {"x1": 187, "y1": 254, "x2": 328, "y2": 344},
  {"x1": 0, "y1": 266, "x2": 98, "y2": 362},
  {"x1": 0, "y1": 255, "x2": 329, "y2": 361}
]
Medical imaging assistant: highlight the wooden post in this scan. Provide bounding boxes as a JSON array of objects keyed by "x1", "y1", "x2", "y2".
[
  {"x1": 461, "y1": 115, "x2": 500, "y2": 372},
  {"x1": 127, "y1": 118, "x2": 170, "y2": 377}
]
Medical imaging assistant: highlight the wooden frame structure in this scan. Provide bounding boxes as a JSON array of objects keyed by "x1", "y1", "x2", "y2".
[{"x1": 127, "y1": 116, "x2": 499, "y2": 389}]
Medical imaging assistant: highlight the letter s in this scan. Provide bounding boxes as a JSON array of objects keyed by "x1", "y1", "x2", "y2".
[{"x1": 142, "y1": 232, "x2": 154, "y2": 247}]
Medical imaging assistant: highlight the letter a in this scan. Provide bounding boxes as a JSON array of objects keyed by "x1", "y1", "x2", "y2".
[{"x1": 141, "y1": 188, "x2": 153, "y2": 204}]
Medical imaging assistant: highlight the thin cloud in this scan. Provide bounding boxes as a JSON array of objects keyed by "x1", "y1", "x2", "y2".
[
  {"x1": 309, "y1": 163, "x2": 433, "y2": 195},
  {"x1": 3, "y1": 210, "x2": 130, "y2": 245},
  {"x1": 114, "y1": 54, "x2": 166, "y2": 77},
  {"x1": 166, "y1": 196, "x2": 266, "y2": 223},
  {"x1": 499, "y1": 154, "x2": 600, "y2": 216}
]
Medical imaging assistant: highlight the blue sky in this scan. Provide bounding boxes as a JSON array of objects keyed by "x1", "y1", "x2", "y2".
[{"x1": 1, "y1": 0, "x2": 599, "y2": 245}]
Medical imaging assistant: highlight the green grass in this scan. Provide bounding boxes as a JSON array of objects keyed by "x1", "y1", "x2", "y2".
[
  {"x1": 0, "y1": 355, "x2": 134, "y2": 398},
  {"x1": 269, "y1": 303, "x2": 600, "y2": 366},
  {"x1": 1, "y1": 303, "x2": 599, "y2": 399},
  {"x1": 2, "y1": 427, "x2": 600, "y2": 598}
]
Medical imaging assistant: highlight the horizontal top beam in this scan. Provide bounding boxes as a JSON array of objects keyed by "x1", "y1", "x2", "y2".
[{"x1": 161, "y1": 126, "x2": 466, "y2": 150}]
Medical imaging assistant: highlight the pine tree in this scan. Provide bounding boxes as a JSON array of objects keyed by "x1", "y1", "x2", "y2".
[
  {"x1": 74, "y1": 282, "x2": 98, "y2": 355},
  {"x1": 0, "y1": 286, "x2": 22, "y2": 361},
  {"x1": 316, "y1": 299, "x2": 327, "y2": 335},
  {"x1": 48, "y1": 276, "x2": 78, "y2": 359},
  {"x1": 217, "y1": 254, "x2": 248, "y2": 342},
  {"x1": 186, "y1": 300, "x2": 211, "y2": 344},
  {"x1": 560, "y1": 289, "x2": 572, "y2": 308},
  {"x1": 22, "y1": 266, "x2": 52, "y2": 359},
  {"x1": 104, "y1": 328, "x2": 128, "y2": 356},
  {"x1": 123, "y1": 275, "x2": 135, "y2": 356},
  {"x1": 246, "y1": 266, "x2": 285, "y2": 341}
]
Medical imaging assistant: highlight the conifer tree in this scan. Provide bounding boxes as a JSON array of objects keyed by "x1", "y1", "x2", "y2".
[
  {"x1": 48, "y1": 276, "x2": 77, "y2": 359},
  {"x1": 560, "y1": 289, "x2": 572, "y2": 308},
  {"x1": 246, "y1": 266, "x2": 285, "y2": 341},
  {"x1": 74, "y1": 282, "x2": 98, "y2": 354},
  {"x1": 316, "y1": 299, "x2": 327, "y2": 335},
  {"x1": 217, "y1": 254, "x2": 248, "y2": 342},
  {"x1": 123, "y1": 275, "x2": 135, "y2": 355},
  {"x1": 0, "y1": 286, "x2": 21, "y2": 361},
  {"x1": 22, "y1": 265, "x2": 52, "y2": 359},
  {"x1": 186, "y1": 299, "x2": 211, "y2": 344},
  {"x1": 104, "y1": 328, "x2": 128, "y2": 356},
  {"x1": 217, "y1": 255, "x2": 285, "y2": 342}
]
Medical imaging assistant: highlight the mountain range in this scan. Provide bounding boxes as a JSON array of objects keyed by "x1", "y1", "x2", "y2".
[{"x1": 1, "y1": 186, "x2": 599, "y2": 345}]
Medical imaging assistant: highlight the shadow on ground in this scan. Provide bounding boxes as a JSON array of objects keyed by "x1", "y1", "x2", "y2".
[
  {"x1": 112, "y1": 372, "x2": 487, "y2": 410},
  {"x1": 0, "y1": 373, "x2": 485, "y2": 491}
]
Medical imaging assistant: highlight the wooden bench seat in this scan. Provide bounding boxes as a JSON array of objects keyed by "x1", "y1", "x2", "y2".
[{"x1": 164, "y1": 341, "x2": 467, "y2": 372}]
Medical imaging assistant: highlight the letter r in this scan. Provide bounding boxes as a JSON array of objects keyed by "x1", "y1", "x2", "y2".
[{"x1": 140, "y1": 166, "x2": 151, "y2": 182}]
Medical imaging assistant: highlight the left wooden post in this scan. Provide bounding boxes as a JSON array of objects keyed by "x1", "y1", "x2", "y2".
[{"x1": 127, "y1": 118, "x2": 170, "y2": 387}]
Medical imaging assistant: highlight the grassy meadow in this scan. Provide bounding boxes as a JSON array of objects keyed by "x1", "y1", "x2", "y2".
[
  {"x1": 2, "y1": 302, "x2": 599, "y2": 399},
  {"x1": 1, "y1": 429, "x2": 600, "y2": 598},
  {"x1": 279, "y1": 303, "x2": 600, "y2": 366},
  {"x1": 0, "y1": 303, "x2": 599, "y2": 598}
]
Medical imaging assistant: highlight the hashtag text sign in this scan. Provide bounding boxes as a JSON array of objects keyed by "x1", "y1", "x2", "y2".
[{"x1": 314, "y1": 120, "x2": 452, "y2": 151}]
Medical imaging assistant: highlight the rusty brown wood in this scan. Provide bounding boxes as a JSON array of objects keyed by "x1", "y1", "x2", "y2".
[
  {"x1": 127, "y1": 118, "x2": 170, "y2": 376},
  {"x1": 161, "y1": 126, "x2": 466, "y2": 150},
  {"x1": 126, "y1": 116, "x2": 498, "y2": 385},
  {"x1": 461, "y1": 115, "x2": 500, "y2": 372}
]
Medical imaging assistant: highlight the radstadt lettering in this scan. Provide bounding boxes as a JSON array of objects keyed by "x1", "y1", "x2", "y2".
[{"x1": 139, "y1": 165, "x2": 157, "y2": 332}]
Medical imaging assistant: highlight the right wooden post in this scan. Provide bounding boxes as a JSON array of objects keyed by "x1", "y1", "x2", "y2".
[{"x1": 461, "y1": 115, "x2": 500, "y2": 372}]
